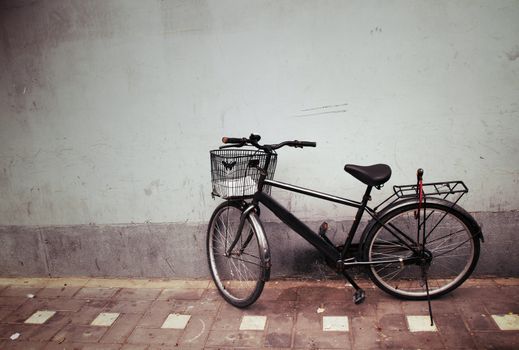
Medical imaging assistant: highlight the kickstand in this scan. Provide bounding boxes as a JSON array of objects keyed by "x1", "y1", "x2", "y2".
[{"x1": 424, "y1": 268, "x2": 434, "y2": 326}]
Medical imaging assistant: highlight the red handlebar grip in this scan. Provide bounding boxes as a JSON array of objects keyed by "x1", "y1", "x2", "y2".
[{"x1": 222, "y1": 137, "x2": 243, "y2": 144}]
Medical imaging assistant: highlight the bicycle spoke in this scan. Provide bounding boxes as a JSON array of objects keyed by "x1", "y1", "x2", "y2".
[{"x1": 427, "y1": 228, "x2": 466, "y2": 245}]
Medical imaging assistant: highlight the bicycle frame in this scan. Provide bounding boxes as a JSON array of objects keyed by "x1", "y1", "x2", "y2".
[
  {"x1": 253, "y1": 179, "x2": 420, "y2": 267},
  {"x1": 222, "y1": 176, "x2": 425, "y2": 293}
]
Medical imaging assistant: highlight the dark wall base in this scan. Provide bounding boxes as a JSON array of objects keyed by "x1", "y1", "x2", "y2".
[{"x1": 0, "y1": 211, "x2": 517, "y2": 278}]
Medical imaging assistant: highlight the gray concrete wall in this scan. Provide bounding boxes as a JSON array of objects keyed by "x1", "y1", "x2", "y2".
[{"x1": 1, "y1": 1, "x2": 518, "y2": 278}]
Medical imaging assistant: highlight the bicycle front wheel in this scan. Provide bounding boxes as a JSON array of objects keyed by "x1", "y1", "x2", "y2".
[
  {"x1": 364, "y1": 201, "x2": 480, "y2": 300},
  {"x1": 207, "y1": 201, "x2": 268, "y2": 307}
]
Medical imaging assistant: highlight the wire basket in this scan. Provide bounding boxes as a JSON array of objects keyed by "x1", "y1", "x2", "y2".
[{"x1": 210, "y1": 149, "x2": 277, "y2": 199}]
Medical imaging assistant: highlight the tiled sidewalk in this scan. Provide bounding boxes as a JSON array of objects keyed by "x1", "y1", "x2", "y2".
[{"x1": 0, "y1": 277, "x2": 518, "y2": 349}]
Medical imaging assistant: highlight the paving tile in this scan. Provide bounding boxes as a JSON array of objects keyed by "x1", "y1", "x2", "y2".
[
  {"x1": 264, "y1": 315, "x2": 293, "y2": 348},
  {"x1": 294, "y1": 309, "x2": 321, "y2": 331},
  {"x1": 200, "y1": 288, "x2": 221, "y2": 301},
  {"x1": 293, "y1": 329, "x2": 351, "y2": 349},
  {"x1": 158, "y1": 288, "x2": 204, "y2": 300},
  {"x1": 52, "y1": 324, "x2": 108, "y2": 343},
  {"x1": 147, "y1": 347, "x2": 201, "y2": 350},
  {"x1": 473, "y1": 331, "x2": 519, "y2": 349},
  {"x1": 260, "y1": 286, "x2": 298, "y2": 301},
  {"x1": 85, "y1": 278, "x2": 209, "y2": 289},
  {"x1": 100, "y1": 313, "x2": 142, "y2": 344},
  {"x1": 34, "y1": 311, "x2": 72, "y2": 332},
  {"x1": 0, "y1": 307, "x2": 13, "y2": 322},
  {"x1": 120, "y1": 345, "x2": 148, "y2": 350},
  {"x1": 211, "y1": 310, "x2": 242, "y2": 331},
  {"x1": 492, "y1": 314, "x2": 519, "y2": 330},
  {"x1": 136, "y1": 303, "x2": 172, "y2": 328},
  {"x1": 25, "y1": 310, "x2": 56, "y2": 324},
  {"x1": 400, "y1": 301, "x2": 431, "y2": 315},
  {"x1": 406, "y1": 315, "x2": 437, "y2": 332},
  {"x1": 2, "y1": 301, "x2": 63, "y2": 324},
  {"x1": 70, "y1": 303, "x2": 110, "y2": 325},
  {"x1": 35, "y1": 298, "x2": 86, "y2": 312},
  {"x1": 297, "y1": 286, "x2": 348, "y2": 302},
  {"x1": 0, "y1": 340, "x2": 46, "y2": 349},
  {"x1": 351, "y1": 316, "x2": 383, "y2": 349},
  {"x1": 323, "y1": 316, "x2": 349, "y2": 331},
  {"x1": 36, "y1": 286, "x2": 81, "y2": 299},
  {"x1": 484, "y1": 297, "x2": 519, "y2": 314},
  {"x1": 0, "y1": 287, "x2": 42, "y2": 297},
  {"x1": 0, "y1": 323, "x2": 64, "y2": 342},
  {"x1": 376, "y1": 301, "x2": 403, "y2": 316},
  {"x1": 44, "y1": 342, "x2": 121, "y2": 349},
  {"x1": 434, "y1": 313, "x2": 476, "y2": 349},
  {"x1": 243, "y1": 300, "x2": 296, "y2": 317},
  {"x1": 161, "y1": 314, "x2": 191, "y2": 329},
  {"x1": 74, "y1": 287, "x2": 120, "y2": 299},
  {"x1": 457, "y1": 302, "x2": 498, "y2": 331},
  {"x1": 381, "y1": 331, "x2": 445, "y2": 349},
  {"x1": 115, "y1": 288, "x2": 162, "y2": 301},
  {"x1": 138, "y1": 299, "x2": 205, "y2": 328},
  {"x1": 178, "y1": 315, "x2": 214, "y2": 347},
  {"x1": 0, "y1": 296, "x2": 30, "y2": 309},
  {"x1": 348, "y1": 300, "x2": 378, "y2": 317},
  {"x1": 401, "y1": 297, "x2": 455, "y2": 316},
  {"x1": 240, "y1": 315, "x2": 267, "y2": 330},
  {"x1": 180, "y1": 299, "x2": 220, "y2": 316},
  {"x1": 205, "y1": 330, "x2": 264, "y2": 348},
  {"x1": 451, "y1": 285, "x2": 502, "y2": 302},
  {"x1": 378, "y1": 313, "x2": 407, "y2": 332},
  {"x1": 104, "y1": 300, "x2": 152, "y2": 314},
  {"x1": 91, "y1": 312, "x2": 120, "y2": 326},
  {"x1": 296, "y1": 300, "x2": 349, "y2": 315},
  {"x1": 498, "y1": 284, "x2": 519, "y2": 299},
  {"x1": 126, "y1": 327, "x2": 182, "y2": 345}
]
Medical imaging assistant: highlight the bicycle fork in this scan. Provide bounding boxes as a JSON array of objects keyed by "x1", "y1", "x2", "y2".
[{"x1": 225, "y1": 204, "x2": 256, "y2": 257}]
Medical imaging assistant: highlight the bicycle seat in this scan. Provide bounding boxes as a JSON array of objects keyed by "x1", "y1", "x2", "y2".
[{"x1": 344, "y1": 164, "x2": 392, "y2": 187}]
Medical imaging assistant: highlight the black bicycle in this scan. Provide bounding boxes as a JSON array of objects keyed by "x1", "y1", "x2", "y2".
[{"x1": 207, "y1": 134, "x2": 483, "y2": 319}]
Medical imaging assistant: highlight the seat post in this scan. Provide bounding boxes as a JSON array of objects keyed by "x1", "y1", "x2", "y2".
[{"x1": 340, "y1": 185, "x2": 373, "y2": 261}]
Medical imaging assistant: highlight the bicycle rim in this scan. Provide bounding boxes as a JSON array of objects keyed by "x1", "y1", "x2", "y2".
[
  {"x1": 367, "y1": 203, "x2": 478, "y2": 299},
  {"x1": 207, "y1": 203, "x2": 265, "y2": 306}
]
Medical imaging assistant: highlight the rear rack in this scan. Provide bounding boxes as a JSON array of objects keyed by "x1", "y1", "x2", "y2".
[
  {"x1": 374, "y1": 181, "x2": 468, "y2": 212},
  {"x1": 393, "y1": 181, "x2": 468, "y2": 199}
]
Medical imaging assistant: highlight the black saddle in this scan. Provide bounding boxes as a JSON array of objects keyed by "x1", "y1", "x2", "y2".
[{"x1": 344, "y1": 163, "x2": 392, "y2": 187}]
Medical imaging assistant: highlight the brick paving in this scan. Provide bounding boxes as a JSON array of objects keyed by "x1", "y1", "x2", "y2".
[{"x1": 0, "y1": 277, "x2": 517, "y2": 349}]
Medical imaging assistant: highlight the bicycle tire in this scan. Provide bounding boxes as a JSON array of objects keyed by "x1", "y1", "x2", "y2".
[
  {"x1": 207, "y1": 201, "x2": 268, "y2": 307},
  {"x1": 363, "y1": 200, "x2": 480, "y2": 300}
]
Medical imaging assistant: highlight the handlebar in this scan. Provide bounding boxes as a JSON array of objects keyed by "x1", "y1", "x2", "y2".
[{"x1": 221, "y1": 133, "x2": 316, "y2": 151}]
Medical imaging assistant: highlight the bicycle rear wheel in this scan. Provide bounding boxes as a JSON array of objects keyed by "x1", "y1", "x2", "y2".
[
  {"x1": 207, "y1": 201, "x2": 268, "y2": 307},
  {"x1": 364, "y1": 201, "x2": 480, "y2": 300}
]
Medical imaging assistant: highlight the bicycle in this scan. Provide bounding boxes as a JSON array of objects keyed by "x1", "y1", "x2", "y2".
[{"x1": 207, "y1": 133, "x2": 483, "y2": 322}]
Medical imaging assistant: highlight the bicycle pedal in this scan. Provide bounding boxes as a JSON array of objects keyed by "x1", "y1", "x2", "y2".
[{"x1": 353, "y1": 289, "x2": 366, "y2": 304}]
